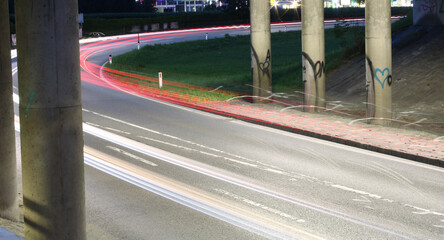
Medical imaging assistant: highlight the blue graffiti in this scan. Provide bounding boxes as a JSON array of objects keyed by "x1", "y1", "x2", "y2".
[{"x1": 374, "y1": 68, "x2": 392, "y2": 88}]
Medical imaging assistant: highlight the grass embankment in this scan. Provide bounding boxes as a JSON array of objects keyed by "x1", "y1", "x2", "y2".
[
  {"x1": 107, "y1": 28, "x2": 361, "y2": 95},
  {"x1": 106, "y1": 12, "x2": 413, "y2": 99}
]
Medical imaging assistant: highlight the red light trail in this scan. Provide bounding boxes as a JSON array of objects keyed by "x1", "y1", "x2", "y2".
[{"x1": 79, "y1": 23, "x2": 444, "y2": 163}]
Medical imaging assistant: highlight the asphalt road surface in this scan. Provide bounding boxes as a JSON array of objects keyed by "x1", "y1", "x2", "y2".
[{"x1": 13, "y1": 19, "x2": 444, "y2": 239}]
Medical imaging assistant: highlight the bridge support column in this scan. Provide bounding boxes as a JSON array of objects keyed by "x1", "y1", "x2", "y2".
[
  {"x1": 302, "y1": 0, "x2": 325, "y2": 112},
  {"x1": 365, "y1": 0, "x2": 392, "y2": 124},
  {"x1": 0, "y1": 0, "x2": 19, "y2": 222},
  {"x1": 250, "y1": 0, "x2": 272, "y2": 99},
  {"x1": 15, "y1": 0, "x2": 86, "y2": 239}
]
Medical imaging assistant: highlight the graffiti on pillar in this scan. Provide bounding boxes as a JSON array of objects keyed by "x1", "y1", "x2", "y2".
[
  {"x1": 414, "y1": 0, "x2": 444, "y2": 25},
  {"x1": 251, "y1": 46, "x2": 271, "y2": 76},
  {"x1": 375, "y1": 68, "x2": 392, "y2": 88},
  {"x1": 23, "y1": 90, "x2": 36, "y2": 119},
  {"x1": 365, "y1": 56, "x2": 376, "y2": 118},
  {"x1": 417, "y1": 0, "x2": 439, "y2": 13},
  {"x1": 302, "y1": 52, "x2": 325, "y2": 80},
  {"x1": 259, "y1": 50, "x2": 271, "y2": 72},
  {"x1": 251, "y1": 46, "x2": 271, "y2": 96},
  {"x1": 302, "y1": 52, "x2": 325, "y2": 106},
  {"x1": 365, "y1": 56, "x2": 392, "y2": 118}
]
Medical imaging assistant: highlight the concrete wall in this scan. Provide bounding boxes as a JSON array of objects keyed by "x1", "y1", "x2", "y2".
[{"x1": 413, "y1": 0, "x2": 444, "y2": 25}]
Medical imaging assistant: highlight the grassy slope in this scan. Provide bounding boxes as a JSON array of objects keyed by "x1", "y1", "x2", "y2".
[{"x1": 108, "y1": 28, "x2": 359, "y2": 94}]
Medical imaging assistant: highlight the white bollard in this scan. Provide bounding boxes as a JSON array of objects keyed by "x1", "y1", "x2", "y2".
[
  {"x1": 109, "y1": 55, "x2": 112, "y2": 64},
  {"x1": 206, "y1": 33, "x2": 208, "y2": 40},
  {"x1": 158, "y1": 71, "x2": 163, "y2": 88}
]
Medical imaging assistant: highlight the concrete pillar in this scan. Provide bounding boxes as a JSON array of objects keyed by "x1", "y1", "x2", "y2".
[
  {"x1": 250, "y1": 0, "x2": 272, "y2": 99},
  {"x1": 15, "y1": 0, "x2": 86, "y2": 239},
  {"x1": 0, "y1": 0, "x2": 19, "y2": 222},
  {"x1": 365, "y1": 0, "x2": 392, "y2": 124},
  {"x1": 302, "y1": 0, "x2": 325, "y2": 111}
]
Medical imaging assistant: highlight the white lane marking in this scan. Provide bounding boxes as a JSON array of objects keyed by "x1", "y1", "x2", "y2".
[
  {"x1": 404, "y1": 204, "x2": 444, "y2": 217},
  {"x1": 83, "y1": 108, "x2": 277, "y2": 169},
  {"x1": 85, "y1": 121, "x2": 130, "y2": 135},
  {"x1": 433, "y1": 220, "x2": 444, "y2": 228},
  {"x1": 84, "y1": 147, "x2": 322, "y2": 240},
  {"x1": 233, "y1": 120, "x2": 444, "y2": 173},
  {"x1": 352, "y1": 196, "x2": 372, "y2": 203},
  {"x1": 215, "y1": 189, "x2": 305, "y2": 223},
  {"x1": 82, "y1": 123, "x2": 417, "y2": 239},
  {"x1": 331, "y1": 185, "x2": 383, "y2": 200},
  {"x1": 106, "y1": 146, "x2": 157, "y2": 167},
  {"x1": 138, "y1": 135, "x2": 259, "y2": 168}
]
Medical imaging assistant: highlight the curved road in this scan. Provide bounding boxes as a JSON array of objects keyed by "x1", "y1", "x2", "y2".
[{"x1": 12, "y1": 19, "x2": 444, "y2": 239}]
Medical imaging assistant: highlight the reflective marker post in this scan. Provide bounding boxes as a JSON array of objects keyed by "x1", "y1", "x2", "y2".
[
  {"x1": 109, "y1": 55, "x2": 112, "y2": 64},
  {"x1": 158, "y1": 71, "x2": 163, "y2": 88}
]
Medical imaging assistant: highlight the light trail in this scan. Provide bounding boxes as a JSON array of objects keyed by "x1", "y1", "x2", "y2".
[
  {"x1": 82, "y1": 122, "x2": 419, "y2": 240},
  {"x1": 84, "y1": 146, "x2": 322, "y2": 240}
]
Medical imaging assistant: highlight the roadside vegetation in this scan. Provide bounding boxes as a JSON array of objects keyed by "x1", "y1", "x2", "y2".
[
  {"x1": 107, "y1": 8, "x2": 412, "y2": 97},
  {"x1": 107, "y1": 28, "x2": 358, "y2": 94},
  {"x1": 107, "y1": 9, "x2": 413, "y2": 98}
]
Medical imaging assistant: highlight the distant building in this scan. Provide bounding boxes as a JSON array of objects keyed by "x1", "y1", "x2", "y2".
[{"x1": 154, "y1": 0, "x2": 222, "y2": 12}]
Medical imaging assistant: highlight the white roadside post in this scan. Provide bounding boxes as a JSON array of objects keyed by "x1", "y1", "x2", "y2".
[
  {"x1": 109, "y1": 55, "x2": 112, "y2": 64},
  {"x1": 158, "y1": 72, "x2": 163, "y2": 88}
]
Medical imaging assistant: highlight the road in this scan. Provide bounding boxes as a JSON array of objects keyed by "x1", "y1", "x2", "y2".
[{"x1": 12, "y1": 19, "x2": 444, "y2": 239}]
